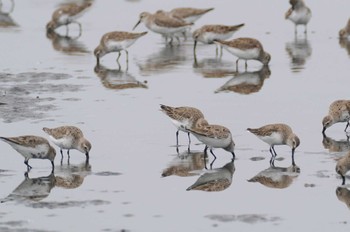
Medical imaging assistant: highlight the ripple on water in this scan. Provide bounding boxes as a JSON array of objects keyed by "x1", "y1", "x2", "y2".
[
  {"x1": 0, "y1": 72, "x2": 84, "y2": 123},
  {"x1": 27, "y1": 200, "x2": 110, "y2": 209},
  {"x1": 94, "y1": 171, "x2": 122, "y2": 176},
  {"x1": 205, "y1": 214, "x2": 282, "y2": 224}
]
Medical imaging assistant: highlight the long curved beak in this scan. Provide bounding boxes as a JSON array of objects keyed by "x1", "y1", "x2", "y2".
[
  {"x1": 193, "y1": 40, "x2": 197, "y2": 54},
  {"x1": 322, "y1": 127, "x2": 326, "y2": 135},
  {"x1": 291, "y1": 148, "x2": 296, "y2": 166},
  {"x1": 133, "y1": 20, "x2": 141, "y2": 30}
]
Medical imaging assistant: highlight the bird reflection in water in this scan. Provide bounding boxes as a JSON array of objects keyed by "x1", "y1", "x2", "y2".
[
  {"x1": 193, "y1": 55, "x2": 236, "y2": 78},
  {"x1": 336, "y1": 186, "x2": 350, "y2": 210},
  {"x1": 186, "y1": 159, "x2": 235, "y2": 192},
  {"x1": 55, "y1": 161, "x2": 91, "y2": 189},
  {"x1": 322, "y1": 134, "x2": 350, "y2": 153},
  {"x1": 248, "y1": 164, "x2": 300, "y2": 189},
  {"x1": 215, "y1": 65, "x2": 270, "y2": 94},
  {"x1": 137, "y1": 45, "x2": 188, "y2": 76},
  {"x1": 162, "y1": 151, "x2": 206, "y2": 177},
  {"x1": 94, "y1": 64, "x2": 148, "y2": 90},
  {"x1": 285, "y1": 34, "x2": 312, "y2": 72},
  {"x1": 1, "y1": 171, "x2": 55, "y2": 203},
  {"x1": 46, "y1": 29, "x2": 89, "y2": 55},
  {"x1": 0, "y1": 0, "x2": 17, "y2": 28}
]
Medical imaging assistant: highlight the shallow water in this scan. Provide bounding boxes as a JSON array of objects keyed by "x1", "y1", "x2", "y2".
[{"x1": 1, "y1": 0, "x2": 350, "y2": 231}]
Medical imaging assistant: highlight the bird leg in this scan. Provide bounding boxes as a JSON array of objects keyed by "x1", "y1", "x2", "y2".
[
  {"x1": 341, "y1": 174, "x2": 346, "y2": 185},
  {"x1": 176, "y1": 130, "x2": 179, "y2": 147},
  {"x1": 125, "y1": 50, "x2": 129, "y2": 66},
  {"x1": 60, "y1": 148, "x2": 64, "y2": 158},
  {"x1": 344, "y1": 121, "x2": 350, "y2": 132},
  {"x1": 24, "y1": 159, "x2": 32, "y2": 170},
  {"x1": 231, "y1": 151, "x2": 236, "y2": 160},
  {"x1": 117, "y1": 52, "x2": 122, "y2": 62}
]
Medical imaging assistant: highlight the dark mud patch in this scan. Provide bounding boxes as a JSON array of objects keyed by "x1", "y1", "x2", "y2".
[
  {"x1": 0, "y1": 226, "x2": 56, "y2": 232},
  {"x1": 0, "y1": 72, "x2": 85, "y2": 123},
  {"x1": 205, "y1": 214, "x2": 282, "y2": 224},
  {"x1": 94, "y1": 171, "x2": 122, "y2": 176},
  {"x1": 250, "y1": 156, "x2": 265, "y2": 161},
  {"x1": 27, "y1": 199, "x2": 109, "y2": 209}
]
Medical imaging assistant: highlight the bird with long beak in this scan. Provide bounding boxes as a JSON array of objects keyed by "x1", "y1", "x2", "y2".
[
  {"x1": 133, "y1": 11, "x2": 193, "y2": 44},
  {"x1": 192, "y1": 24, "x2": 244, "y2": 56},
  {"x1": 247, "y1": 123, "x2": 300, "y2": 166},
  {"x1": 46, "y1": 2, "x2": 92, "y2": 34},
  {"x1": 43, "y1": 126, "x2": 91, "y2": 162},
  {"x1": 94, "y1": 31, "x2": 147, "y2": 65},
  {"x1": 322, "y1": 100, "x2": 350, "y2": 134}
]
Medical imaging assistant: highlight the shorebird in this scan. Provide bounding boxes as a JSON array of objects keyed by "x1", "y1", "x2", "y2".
[
  {"x1": 94, "y1": 31, "x2": 147, "y2": 65},
  {"x1": 285, "y1": 0, "x2": 312, "y2": 34},
  {"x1": 46, "y1": 2, "x2": 92, "y2": 34},
  {"x1": 0, "y1": 135, "x2": 56, "y2": 170},
  {"x1": 160, "y1": 104, "x2": 205, "y2": 150},
  {"x1": 167, "y1": 7, "x2": 214, "y2": 24},
  {"x1": 187, "y1": 118, "x2": 235, "y2": 168},
  {"x1": 214, "y1": 37, "x2": 271, "y2": 69},
  {"x1": 247, "y1": 123, "x2": 300, "y2": 166},
  {"x1": 336, "y1": 152, "x2": 350, "y2": 185},
  {"x1": 42, "y1": 126, "x2": 91, "y2": 162},
  {"x1": 322, "y1": 100, "x2": 350, "y2": 134},
  {"x1": 192, "y1": 24, "x2": 244, "y2": 56},
  {"x1": 133, "y1": 11, "x2": 193, "y2": 44}
]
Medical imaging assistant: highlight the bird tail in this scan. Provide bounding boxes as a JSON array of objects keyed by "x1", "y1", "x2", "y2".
[
  {"x1": 230, "y1": 23, "x2": 245, "y2": 31},
  {"x1": 247, "y1": 128, "x2": 258, "y2": 134},
  {"x1": 0, "y1": 137, "x2": 19, "y2": 145}
]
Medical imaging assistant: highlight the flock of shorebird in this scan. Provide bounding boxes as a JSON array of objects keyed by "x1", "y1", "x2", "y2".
[
  {"x1": 1, "y1": 0, "x2": 350, "y2": 188},
  {"x1": 160, "y1": 100, "x2": 350, "y2": 184}
]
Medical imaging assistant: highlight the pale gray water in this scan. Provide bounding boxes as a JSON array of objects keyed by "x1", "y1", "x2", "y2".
[{"x1": 0, "y1": 0, "x2": 350, "y2": 231}]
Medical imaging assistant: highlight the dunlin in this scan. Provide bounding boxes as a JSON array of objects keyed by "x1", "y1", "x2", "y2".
[
  {"x1": 160, "y1": 104, "x2": 205, "y2": 150},
  {"x1": 214, "y1": 37, "x2": 271, "y2": 69},
  {"x1": 94, "y1": 31, "x2": 147, "y2": 65},
  {"x1": 42, "y1": 126, "x2": 91, "y2": 161},
  {"x1": 133, "y1": 11, "x2": 193, "y2": 44},
  {"x1": 192, "y1": 24, "x2": 244, "y2": 55},
  {"x1": 336, "y1": 151, "x2": 350, "y2": 185},
  {"x1": 187, "y1": 119, "x2": 235, "y2": 167},
  {"x1": 285, "y1": 0, "x2": 311, "y2": 34},
  {"x1": 46, "y1": 2, "x2": 92, "y2": 34},
  {"x1": 186, "y1": 159, "x2": 234, "y2": 192},
  {"x1": 339, "y1": 18, "x2": 350, "y2": 39},
  {"x1": 247, "y1": 123, "x2": 300, "y2": 166},
  {"x1": 322, "y1": 100, "x2": 350, "y2": 134},
  {"x1": 0, "y1": 135, "x2": 56, "y2": 170},
  {"x1": 168, "y1": 7, "x2": 214, "y2": 24}
]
